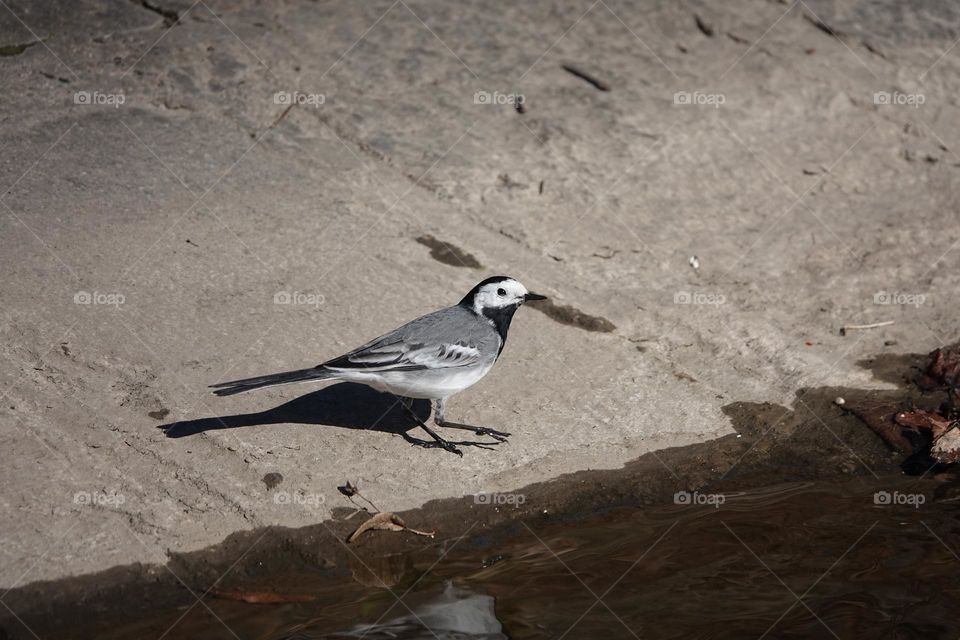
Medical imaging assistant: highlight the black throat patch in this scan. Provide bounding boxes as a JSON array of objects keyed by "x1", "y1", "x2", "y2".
[{"x1": 480, "y1": 303, "x2": 520, "y2": 357}]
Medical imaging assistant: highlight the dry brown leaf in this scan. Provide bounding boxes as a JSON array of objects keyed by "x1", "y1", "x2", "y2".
[
  {"x1": 337, "y1": 481, "x2": 358, "y2": 497},
  {"x1": 347, "y1": 512, "x2": 405, "y2": 543},
  {"x1": 933, "y1": 427, "x2": 960, "y2": 463},
  {"x1": 347, "y1": 512, "x2": 435, "y2": 543},
  {"x1": 919, "y1": 346, "x2": 960, "y2": 390},
  {"x1": 894, "y1": 409, "x2": 954, "y2": 439}
]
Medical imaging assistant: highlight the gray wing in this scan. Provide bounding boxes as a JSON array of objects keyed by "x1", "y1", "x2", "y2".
[{"x1": 322, "y1": 305, "x2": 497, "y2": 373}]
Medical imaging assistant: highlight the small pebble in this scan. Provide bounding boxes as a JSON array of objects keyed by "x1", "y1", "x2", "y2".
[
  {"x1": 834, "y1": 397, "x2": 846, "y2": 406},
  {"x1": 688, "y1": 255, "x2": 700, "y2": 272}
]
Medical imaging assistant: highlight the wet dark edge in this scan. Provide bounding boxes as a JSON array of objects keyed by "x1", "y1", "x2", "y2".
[{"x1": 0, "y1": 351, "x2": 947, "y2": 638}]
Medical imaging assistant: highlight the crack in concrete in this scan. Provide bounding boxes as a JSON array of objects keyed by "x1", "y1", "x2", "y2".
[{"x1": 129, "y1": 0, "x2": 180, "y2": 25}]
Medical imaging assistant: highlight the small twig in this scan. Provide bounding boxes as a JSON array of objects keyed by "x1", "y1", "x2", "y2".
[
  {"x1": 694, "y1": 15, "x2": 714, "y2": 37},
  {"x1": 338, "y1": 480, "x2": 380, "y2": 512},
  {"x1": 355, "y1": 491, "x2": 380, "y2": 513},
  {"x1": 269, "y1": 103, "x2": 295, "y2": 129},
  {"x1": 839, "y1": 320, "x2": 894, "y2": 336},
  {"x1": 561, "y1": 64, "x2": 610, "y2": 91},
  {"x1": 803, "y1": 13, "x2": 844, "y2": 39}
]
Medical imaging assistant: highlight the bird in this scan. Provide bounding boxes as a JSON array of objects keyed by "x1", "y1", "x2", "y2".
[{"x1": 209, "y1": 276, "x2": 546, "y2": 456}]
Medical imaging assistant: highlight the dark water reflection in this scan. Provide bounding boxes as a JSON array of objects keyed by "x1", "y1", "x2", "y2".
[{"x1": 62, "y1": 475, "x2": 960, "y2": 640}]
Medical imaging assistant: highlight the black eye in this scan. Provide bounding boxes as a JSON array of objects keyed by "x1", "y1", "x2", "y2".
[{"x1": 497, "y1": 288, "x2": 506, "y2": 297}]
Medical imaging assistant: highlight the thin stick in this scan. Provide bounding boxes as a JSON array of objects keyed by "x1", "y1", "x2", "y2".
[
  {"x1": 561, "y1": 64, "x2": 610, "y2": 91},
  {"x1": 839, "y1": 320, "x2": 894, "y2": 336},
  {"x1": 269, "y1": 103, "x2": 295, "y2": 129},
  {"x1": 355, "y1": 491, "x2": 380, "y2": 513}
]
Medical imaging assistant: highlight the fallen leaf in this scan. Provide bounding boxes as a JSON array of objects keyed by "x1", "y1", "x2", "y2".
[
  {"x1": 338, "y1": 481, "x2": 358, "y2": 497},
  {"x1": 918, "y1": 346, "x2": 960, "y2": 390},
  {"x1": 404, "y1": 524, "x2": 436, "y2": 537},
  {"x1": 347, "y1": 512, "x2": 435, "y2": 543},
  {"x1": 894, "y1": 409, "x2": 953, "y2": 439},
  {"x1": 348, "y1": 512, "x2": 405, "y2": 542},
  {"x1": 933, "y1": 427, "x2": 960, "y2": 463}
]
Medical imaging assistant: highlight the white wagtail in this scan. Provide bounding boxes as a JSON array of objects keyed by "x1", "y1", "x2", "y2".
[{"x1": 210, "y1": 276, "x2": 546, "y2": 455}]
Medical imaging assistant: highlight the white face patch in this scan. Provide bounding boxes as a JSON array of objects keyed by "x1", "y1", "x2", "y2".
[{"x1": 471, "y1": 278, "x2": 530, "y2": 314}]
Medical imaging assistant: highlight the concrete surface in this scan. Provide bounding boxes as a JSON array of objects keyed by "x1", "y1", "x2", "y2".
[{"x1": 1, "y1": 0, "x2": 959, "y2": 588}]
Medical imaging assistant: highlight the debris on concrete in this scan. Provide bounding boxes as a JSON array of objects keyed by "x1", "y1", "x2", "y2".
[{"x1": 347, "y1": 512, "x2": 435, "y2": 543}]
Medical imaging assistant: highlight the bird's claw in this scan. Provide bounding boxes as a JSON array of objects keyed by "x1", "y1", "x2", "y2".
[
  {"x1": 442, "y1": 442, "x2": 463, "y2": 457},
  {"x1": 415, "y1": 440, "x2": 463, "y2": 456},
  {"x1": 474, "y1": 427, "x2": 510, "y2": 442},
  {"x1": 436, "y1": 420, "x2": 511, "y2": 442}
]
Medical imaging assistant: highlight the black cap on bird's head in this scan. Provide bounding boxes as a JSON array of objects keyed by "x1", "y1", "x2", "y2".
[{"x1": 459, "y1": 276, "x2": 546, "y2": 311}]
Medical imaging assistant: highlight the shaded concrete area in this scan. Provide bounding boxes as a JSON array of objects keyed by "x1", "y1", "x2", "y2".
[{"x1": 1, "y1": 0, "x2": 959, "y2": 600}]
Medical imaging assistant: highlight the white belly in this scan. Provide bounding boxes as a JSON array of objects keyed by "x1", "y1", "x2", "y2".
[{"x1": 338, "y1": 361, "x2": 495, "y2": 400}]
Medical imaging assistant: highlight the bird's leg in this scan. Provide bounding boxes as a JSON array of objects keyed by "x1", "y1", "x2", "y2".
[
  {"x1": 433, "y1": 398, "x2": 511, "y2": 442},
  {"x1": 400, "y1": 399, "x2": 463, "y2": 457}
]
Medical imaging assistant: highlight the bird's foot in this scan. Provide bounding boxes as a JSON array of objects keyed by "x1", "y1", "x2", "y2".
[
  {"x1": 437, "y1": 420, "x2": 511, "y2": 442},
  {"x1": 403, "y1": 432, "x2": 505, "y2": 454},
  {"x1": 472, "y1": 427, "x2": 511, "y2": 442},
  {"x1": 412, "y1": 438, "x2": 463, "y2": 457}
]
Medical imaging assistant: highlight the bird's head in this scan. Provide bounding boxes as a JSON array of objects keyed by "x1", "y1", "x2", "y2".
[{"x1": 459, "y1": 276, "x2": 547, "y2": 315}]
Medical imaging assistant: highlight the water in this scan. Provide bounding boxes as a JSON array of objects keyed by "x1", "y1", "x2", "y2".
[{"x1": 62, "y1": 474, "x2": 960, "y2": 640}]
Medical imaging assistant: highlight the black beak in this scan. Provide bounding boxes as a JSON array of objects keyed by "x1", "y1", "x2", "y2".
[{"x1": 524, "y1": 292, "x2": 547, "y2": 301}]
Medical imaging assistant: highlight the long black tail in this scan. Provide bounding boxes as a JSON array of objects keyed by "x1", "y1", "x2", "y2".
[{"x1": 209, "y1": 367, "x2": 335, "y2": 397}]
